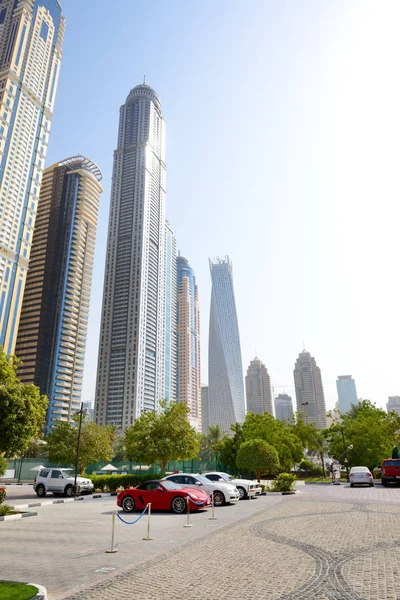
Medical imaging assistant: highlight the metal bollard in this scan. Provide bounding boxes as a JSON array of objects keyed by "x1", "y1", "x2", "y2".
[
  {"x1": 209, "y1": 491, "x2": 217, "y2": 520},
  {"x1": 183, "y1": 496, "x2": 192, "y2": 527},
  {"x1": 105, "y1": 510, "x2": 118, "y2": 553},
  {"x1": 143, "y1": 503, "x2": 153, "y2": 540}
]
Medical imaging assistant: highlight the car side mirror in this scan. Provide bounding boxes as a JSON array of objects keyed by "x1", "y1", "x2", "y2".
[
  {"x1": 157, "y1": 488, "x2": 163, "y2": 492},
  {"x1": 195, "y1": 481, "x2": 201, "y2": 486},
  {"x1": 58, "y1": 475, "x2": 63, "y2": 479},
  {"x1": 218, "y1": 478, "x2": 225, "y2": 482}
]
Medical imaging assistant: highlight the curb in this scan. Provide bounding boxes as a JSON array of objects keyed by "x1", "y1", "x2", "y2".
[
  {"x1": 11, "y1": 492, "x2": 118, "y2": 510},
  {"x1": 0, "y1": 511, "x2": 37, "y2": 522}
]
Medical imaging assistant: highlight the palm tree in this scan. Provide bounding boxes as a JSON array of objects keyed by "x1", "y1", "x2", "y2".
[{"x1": 207, "y1": 425, "x2": 226, "y2": 466}]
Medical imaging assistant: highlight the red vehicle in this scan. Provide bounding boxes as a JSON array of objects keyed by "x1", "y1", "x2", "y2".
[
  {"x1": 117, "y1": 479, "x2": 211, "y2": 514},
  {"x1": 381, "y1": 458, "x2": 400, "y2": 486}
]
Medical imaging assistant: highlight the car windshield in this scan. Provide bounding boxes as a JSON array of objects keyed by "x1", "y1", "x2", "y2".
[
  {"x1": 218, "y1": 473, "x2": 234, "y2": 481},
  {"x1": 61, "y1": 469, "x2": 76, "y2": 478},
  {"x1": 195, "y1": 474, "x2": 215, "y2": 484},
  {"x1": 161, "y1": 480, "x2": 181, "y2": 490}
]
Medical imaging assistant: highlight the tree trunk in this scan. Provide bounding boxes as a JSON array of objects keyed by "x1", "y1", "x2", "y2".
[
  {"x1": 257, "y1": 468, "x2": 261, "y2": 483},
  {"x1": 320, "y1": 451, "x2": 326, "y2": 477},
  {"x1": 160, "y1": 461, "x2": 167, "y2": 477}
]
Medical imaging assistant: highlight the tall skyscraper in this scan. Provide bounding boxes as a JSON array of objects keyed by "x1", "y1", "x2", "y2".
[
  {"x1": 201, "y1": 385, "x2": 209, "y2": 434},
  {"x1": 208, "y1": 257, "x2": 245, "y2": 433},
  {"x1": 0, "y1": 0, "x2": 64, "y2": 354},
  {"x1": 95, "y1": 83, "x2": 167, "y2": 429},
  {"x1": 245, "y1": 357, "x2": 273, "y2": 415},
  {"x1": 387, "y1": 396, "x2": 400, "y2": 416},
  {"x1": 293, "y1": 350, "x2": 327, "y2": 428},
  {"x1": 176, "y1": 254, "x2": 201, "y2": 431},
  {"x1": 274, "y1": 393, "x2": 294, "y2": 423},
  {"x1": 164, "y1": 221, "x2": 176, "y2": 405},
  {"x1": 336, "y1": 375, "x2": 358, "y2": 414},
  {"x1": 16, "y1": 156, "x2": 102, "y2": 430}
]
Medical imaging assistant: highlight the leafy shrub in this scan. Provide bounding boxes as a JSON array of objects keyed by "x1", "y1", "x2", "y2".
[
  {"x1": 269, "y1": 473, "x2": 296, "y2": 492},
  {"x1": 0, "y1": 503, "x2": 17, "y2": 516},
  {"x1": 86, "y1": 473, "x2": 158, "y2": 492},
  {"x1": 299, "y1": 459, "x2": 323, "y2": 476},
  {"x1": 0, "y1": 454, "x2": 7, "y2": 478},
  {"x1": 0, "y1": 486, "x2": 6, "y2": 504}
]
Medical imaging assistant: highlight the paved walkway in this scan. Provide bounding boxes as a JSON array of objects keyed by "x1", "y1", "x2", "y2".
[{"x1": 64, "y1": 490, "x2": 400, "y2": 600}]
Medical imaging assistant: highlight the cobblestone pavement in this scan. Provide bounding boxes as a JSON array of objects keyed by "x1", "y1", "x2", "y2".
[{"x1": 64, "y1": 492, "x2": 400, "y2": 600}]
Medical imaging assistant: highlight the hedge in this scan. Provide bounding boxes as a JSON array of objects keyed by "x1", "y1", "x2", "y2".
[{"x1": 86, "y1": 473, "x2": 159, "y2": 492}]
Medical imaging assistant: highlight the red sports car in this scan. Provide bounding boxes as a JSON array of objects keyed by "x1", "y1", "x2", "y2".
[{"x1": 117, "y1": 479, "x2": 211, "y2": 514}]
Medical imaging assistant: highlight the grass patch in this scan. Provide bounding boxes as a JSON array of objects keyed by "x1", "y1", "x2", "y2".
[
  {"x1": 0, "y1": 504, "x2": 19, "y2": 517},
  {"x1": 0, "y1": 582, "x2": 38, "y2": 600}
]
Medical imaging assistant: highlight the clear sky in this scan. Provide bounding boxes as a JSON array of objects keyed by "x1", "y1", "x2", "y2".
[{"x1": 45, "y1": 0, "x2": 400, "y2": 412}]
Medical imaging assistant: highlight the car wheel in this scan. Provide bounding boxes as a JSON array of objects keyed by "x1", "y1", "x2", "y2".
[
  {"x1": 382, "y1": 479, "x2": 388, "y2": 487},
  {"x1": 122, "y1": 495, "x2": 135, "y2": 513},
  {"x1": 171, "y1": 496, "x2": 186, "y2": 514},
  {"x1": 213, "y1": 491, "x2": 225, "y2": 506},
  {"x1": 64, "y1": 485, "x2": 74, "y2": 497},
  {"x1": 36, "y1": 484, "x2": 46, "y2": 498},
  {"x1": 350, "y1": 483, "x2": 354, "y2": 487},
  {"x1": 237, "y1": 486, "x2": 247, "y2": 500},
  {"x1": 370, "y1": 483, "x2": 374, "y2": 487}
]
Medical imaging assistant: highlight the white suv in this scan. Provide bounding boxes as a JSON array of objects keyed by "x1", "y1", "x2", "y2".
[
  {"x1": 204, "y1": 472, "x2": 262, "y2": 499},
  {"x1": 163, "y1": 473, "x2": 240, "y2": 506},
  {"x1": 33, "y1": 468, "x2": 94, "y2": 497}
]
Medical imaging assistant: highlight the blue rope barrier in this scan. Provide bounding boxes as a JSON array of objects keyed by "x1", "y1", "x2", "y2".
[
  {"x1": 188, "y1": 493, "x2": 213, "y2": 506},
  {"x1": 116, "y1": 504, "x2": 148, "y2": 524}
]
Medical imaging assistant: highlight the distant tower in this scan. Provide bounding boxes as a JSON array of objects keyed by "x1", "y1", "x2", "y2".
[
  {"x1": 95, "y1": 83, "x2": 167, "y2": 429},
  {"x1": 164, "y1": 222, "x2": 177, "y2": 405},
  {"x1": 176, "y1": 254, "x2": 201, "y2": 431},
  {"x1": 274, "y1": 393, "x2": 294, "y2": 423},
  {"x1": 208, "y1": 257, "x2": 245, "y2": 433},
  {"x1": 245, "y1": 357, "x2": 273, "y2": 415},
  {"x1": 0, "y1": 0, "x2": 65, "y2": 353},
  {"x1": 336, "y1": 375, "x2": 358, "y2": 414},
  {"x1": 16, "y1": 156, "x2": 102, "y2": 431},
  {"x1": 293, "y1": 350, "x2": 327, "y2": 428},
  {"x1": 201, "y1": 385, "x2": 209, "y2": 434}
]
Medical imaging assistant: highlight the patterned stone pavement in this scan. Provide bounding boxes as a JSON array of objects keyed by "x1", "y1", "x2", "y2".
[{"x1": 64, "y1": 495, "x2": 400, "y2": 600}]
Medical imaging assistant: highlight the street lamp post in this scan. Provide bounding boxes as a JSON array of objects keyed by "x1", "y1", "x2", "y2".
[{"x1": 74, "y1": 403, "x2": 87, "y2": 497}]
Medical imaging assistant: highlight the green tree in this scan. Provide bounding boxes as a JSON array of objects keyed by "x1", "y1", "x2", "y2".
[
  {"x1": 219, "y1": 423, "x2": 243, "y2": 472},
  {"x1": 47, "y1": 416, "x2": 114, "y2": 473},
  {"x1": 242, "y1": 412, "x2": 303, "y2": 471},
  {"x1": 0, "y1": 454, "x2": 7, "y2": 477},
  {"x1": 124, "y1": 401, "x2": 200, "y2": 475},
  {"x1": 325, "y1": 400, "x2": 400, "y2": 471},
  {"x1": 0, "y1": 349, "x2": 48, "y2": 457},
  {"x1": 236, "y1": 438, "x2": 280, "y2": 482}
]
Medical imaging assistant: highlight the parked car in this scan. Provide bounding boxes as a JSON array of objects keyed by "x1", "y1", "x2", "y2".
[
  {"x1": 117, "y1": 479, "x2": 211, "y2": 514},
  {"x1": 33, "y1": 468, "x2": 94, "y2": 497},
  {"x1": 203, "y1": 471, "x2": 262, "y2": 499},
  {"x1": 163, "y1": 473, "x2": 240, "y2": 506},
  {"x1": 381, "y1": 458, "x2": 400, "y2": 486},
  {"x1": 349, "y1": 466, "x2": 374, "y2": 487}
]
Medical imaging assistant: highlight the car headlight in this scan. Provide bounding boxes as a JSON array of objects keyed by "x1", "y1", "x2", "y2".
[{"x1": 188, "y1": 493, "x2": 199, "y2": 500}]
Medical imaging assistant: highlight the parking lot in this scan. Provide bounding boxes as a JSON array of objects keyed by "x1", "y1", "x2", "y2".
[{"x1": 2, "y1": 483, "x2": 400, "y2": 599}]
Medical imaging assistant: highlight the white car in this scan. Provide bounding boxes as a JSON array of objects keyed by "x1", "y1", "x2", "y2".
[
  {"x1": 33, "y1": 468, "x2": 94, "y2": 497},
  {"x1": 349, "y1": 466, "x2": 374, "y2": 487},
  {"x1": 163, "y1": 473, "x2": 240, "y2": 506},
  {"x1": 204, "y1": 471, "x2": 262, "y2": 499}
]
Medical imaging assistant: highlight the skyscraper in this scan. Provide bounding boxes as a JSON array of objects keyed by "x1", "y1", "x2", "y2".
[
  {"x1": 95, "y1": 83, "x2": 167, "y2": 429},
  {"x1": 164, "y1": 221, "x2": 177, "y2": 405},
  {"x1": 0, "y1": 0, "x2": 64, "y2": 354},
  {"x1": 176, "y1": 254, "x2": 201, "y2": 431},
  {"x1": 245, "y1": 357, "x2": 273, "y2": 415},
  {"x1": 208, "y1": 257, "x2": 245, "y2": 433},
  {"x1": 274, "y1": 393, "x2": 294, "y2": 423},
  {"x1": 201, "y1": 385, "x2": 209, "y2": 434},
  {"x1": 387, "y1": 396, "x2": 400, "y2": 416},
  {"x1": 336, "y1": 375, "x2": 358, "y2": 414},
  {"x1": 293, "y1": 350, "x2": 327, "y2": 428},
  {"x1": 16, "y1": 156, "x2": 102, "y2": 430}
]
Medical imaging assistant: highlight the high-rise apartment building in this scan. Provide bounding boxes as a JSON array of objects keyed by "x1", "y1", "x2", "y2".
[
  {"x1": 164, "y1": 221, "x2": 176, "y2": 405},
  {"x1": 245, "y1": 357, "x2": 273, "y2": 415},
  {"x1": 201, "y1": 385, "x2": 209, "y2": 434},
  {"x1": 274, "y1": 393, "x2": 294, "y2": 423},
  {"x1": 387, "y1": 396, "x2": 400, "y2": 416},
  {"x1": 0, "y1": 0, "x2": 64, "y2": 354},
  {"x1": 95, "y1": 83, "x2": 167, "y2": 429},
  {"x1": 293, "y1": 350, "x2": 327, "y2": 428},
  {"x1": 176, "y1": 254, "x2": 201, "y2": 431},
  {"x1": 336, "y1": 375, "x2": 358, "y2": 414},
  {"x1": 16, "y1": 156, "x2": 102, "y2": 430},
  {"x1": 208, "y1": 257, "x2": 245, "y2": 433}
]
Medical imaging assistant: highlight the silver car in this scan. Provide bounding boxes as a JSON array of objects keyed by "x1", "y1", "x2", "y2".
[
  {"x1": 204, "y1": 472, "x2": 262, "y2": 499},
  {"x1": 163, "y1": 473, "x2": 240, "y2": 506},
  {"x1": 349, "y1": 466, "x2": 374, "y2": 487}
]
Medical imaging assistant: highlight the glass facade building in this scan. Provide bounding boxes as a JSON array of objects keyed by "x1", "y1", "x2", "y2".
[
  {"x1": 294, "y1": 350, "x2": 327, "y2": 428},
  {"x1": 0, "y1": 0, "x2": 64, "y2": 354},
  {"x1": 15, "y1": 156, "x2": 102, "y2": 431},
  {"x1": 274, "y1": 393, "x2": 294, "y2": 423},
  {"x1": 95, "y1": 84, "x2": 167, "y2": 429},
  {"x1": 208, "y1": 256, "x2": 245, "y2": 433},
  {"x1": 177, "y1": 254, "x2": 201, "y2": 431},
  {"x1": 245, "y1": 357, "x2": 273, "y2": 415},
  {"x1": 164, "y1": 221, "x2": 177, "y2": 405},
  {"x1": 336, "y1": 375, "x2": 358, "y2": 414}
]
